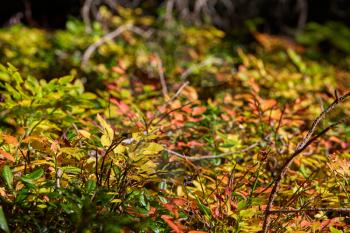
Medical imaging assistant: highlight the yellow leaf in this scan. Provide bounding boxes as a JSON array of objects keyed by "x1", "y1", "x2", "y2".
[
  {"x1": 177, "y1": 186, "x2": 185, "y2": 197},
  {"x1": 79, "y1": 130, "x2": 91, "y2": 139},
  {"x1": 97, "y1": 114, "x2": 114, "y2": 147},
  {"x1": 142, "y1": 142, "x2": 163, "y2": 155},
  {"x1": 101, "y1": 134, "x2": 112, "y2": 147},
  {"x1": 113, "y1": 144, "x2": 125, "y2": 154},
  {"x1": 239, "y1": 208, "x2": 257, "y2": 218},
  {"x1": 37, "y1": 204, "x2": 47, "y2": 209},
  {"x1": 140, "y1": 160, "x2": 156, "y2": 171},
  {"x1": 192, "y1": 180, "x2": 205, "y2": 193},
  {"x1": 111, "y1": 199, "x2": 122, "y2": 203}
]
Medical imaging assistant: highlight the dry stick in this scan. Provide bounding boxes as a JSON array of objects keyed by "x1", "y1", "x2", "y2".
[
  {"x1": 296, "y1": 0, "x2": 308, "y2": 31},
  {"x1": 270, "y1": 208, "x2": 350, "y2": 214},
  {"x1": 165, "y1": 135, "x2": 270, "y2": 161},
  {"x1": 262, "y1": 119, "x2": 348, "y2": 232},
  {"x1": 296, "y1": 92, "x2": 350, "y2": 151},
  {"x1": 262, "y1": 91, "x2": 350, "y2": 233},
  {"x1": 165, "y1": 0, "x2": 175, "y2": 22},
  {"x1": 147, "y1": 81, "x2": 190, "y2": 127},
  {"x1": 180, "y1": 57, "x2": 222, "y2": 80},
  {"x1": 155, "y1": 81, "x2": 189, "y2": 117},
  {"x1": 151, "y1": 102, "x2": 192, "y2": 126},
  {"x1": 166, "y1": 81, "x2": 189, "y2": 105},
  {"x1": 81, "y1": 0, "x2": 94, "y2": 33},
  {"x1": 81, "y1": 25, "x2": 152, "y2": 68},
  {"x1": 156, "y1": 54, "x2": 168, "y2": 98}
]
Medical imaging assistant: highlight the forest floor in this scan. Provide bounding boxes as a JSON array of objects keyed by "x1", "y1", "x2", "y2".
[{"x1": 0, "y1": 12, "x2": 350, "y2": 233}]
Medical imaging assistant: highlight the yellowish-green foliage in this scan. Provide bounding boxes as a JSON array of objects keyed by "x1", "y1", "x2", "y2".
[{"x1": 0, "y1": 9, "x2": 350, "y2": 233}]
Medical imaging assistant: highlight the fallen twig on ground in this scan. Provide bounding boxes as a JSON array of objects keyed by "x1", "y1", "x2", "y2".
[
  {"x1": 81, "y1": 25, "x2": 153, "y2": 68},
  {"x1": 269, "y1": 207, "x2": 350, "y2": 213},
  {"x1": 165, "y1": 134, "x2": 271, "y2": 161}
]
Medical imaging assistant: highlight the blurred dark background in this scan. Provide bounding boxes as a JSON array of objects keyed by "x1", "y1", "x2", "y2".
[{"x1": 0, "y1": 0, "x2": 349, "y2": 34}]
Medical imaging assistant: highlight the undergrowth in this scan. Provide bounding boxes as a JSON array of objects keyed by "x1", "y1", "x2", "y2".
[{"x1": 0, "y1": 5, "x2": 350, "y2": 233}]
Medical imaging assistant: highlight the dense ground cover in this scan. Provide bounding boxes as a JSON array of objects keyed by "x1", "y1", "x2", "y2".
[{"x1": 0, "y1": 5, "x2": 350, "y2": 233}]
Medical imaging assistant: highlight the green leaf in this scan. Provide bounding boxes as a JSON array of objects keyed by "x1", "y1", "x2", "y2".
[
  {"x1": 195, "y1": 195, "x2": 211, "y2": 217},
  {"x1": 237, "y1": 200, "x2": 246, "y2": 210},
  {"x1": 25, "y1": 168, "x2": 44, "y2": 180},
  {"x1": 287, "y1": 49, "x2": 306, "y2": 73},
  {"x1": 2, "y1": 165, "x2": 13, "y2": 190},
  {"x1": 239, "y1": 208, "x2": 256, "y2": 218},
  {"x1": 139, "y1": 192, "x2": 147, "y2": 207},
  {"x1": 0, "y1": 206, "x2": 10, "y2": 233},
  {"x1": 20, "y1": 177, "x2": 36, "y2": 185},
  {"x1": 58, "y1": 75, "x2": 74, "y2": 85},
  {"x1": 85, "y1": 180, "x2": 96, "y2": 193},
  {"x1": 61, "y1": 166, "x2": 81, "y2": 175}
]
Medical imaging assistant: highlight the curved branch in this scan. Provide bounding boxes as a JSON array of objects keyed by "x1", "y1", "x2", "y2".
[
  {"x1": 262, "y1": 91, "x2": 350, "y2": 233},
  {"x1": 270, "y1": 207, "x2": 350, "y2": 214},
  {"x1": 81, "y1": 25, "x2": 153, "y2": 68},
  {"x1": 165, "y1": 134, "x2": 270, "y2": 161},
  {"x1": 81, "y1": 0, "x2": 94, "y2": 33}
]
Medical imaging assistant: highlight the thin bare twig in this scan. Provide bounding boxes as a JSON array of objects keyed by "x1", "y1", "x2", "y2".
[
  {"x1": 296, "y1": 92, "x2": 350, "y2": 151},
  {"x1": 82, "y1": 0, "x2": 94, "y2": 33},
  {"x1": 148, "y1": 81, "x2": 189, "y2": 127},
  {"x1": 270, "y1": 208, "x2": 350, "y2": 213},
  {"x1": 180, "y1": 57, "x2": 222, "y2": 80},
  {"x1": 151, "y1": 102, "x2": 192, "y2": 126},
  {"x1": 262, "y1": 91, "x2": 350, "y2": 233},
  {"x1": 81, "y1": 25, "x2": 153, "y2": 68},
  {"x1": 167, "y1": 81, "x2": 189, "y2": 104},
  {"x1": 262, "y1": 119, "x2": 348, "y2": 232},
  {"x1": 165, "y1": 0, "x2": 175, "y2": 22},
  {"x1": 155, "y1": 54, "x2": 168, "y2": 98},
  {"x1": 296, "y1": 0, "x2": 308, "y2": 31},
  {"x1": 165, "y1": 134, "x2": 270, "y2": 161}
]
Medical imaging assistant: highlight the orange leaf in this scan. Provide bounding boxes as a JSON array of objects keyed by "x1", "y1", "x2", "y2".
[
  {"x1": 23, "y1": 135, "x2": 47, "y2": 143},
  {"x1": 162, "y1": 203, "x2": 179, "y2": 218},
  {"x1": 192, "y1": 107, "x2": 206, "y2": 116},
  {"x1": 171, "y1": 198, "x2": 187, "y2": 206},
  {"x1": 261, "y1": 99, "x2": 277, "y2": 111},
  {"x1": 187, "y1": 116, "x2": 203, "y2": 122},
  {"x1": 1, "y1": 134, "x2": 18, "y2": 146},
  {"x1": 0, "y1": 149, "x2": 15, "y2": 162},
  {"x1": 112, "y1": 66, "x2": 125, "y2": 74},
  {"x1": 187, "y1": 141, "x2": 204, "y2": 147},
  {"x1": 161, "y1": 215, "x2": 184, "y2": 233},
  {"x1": 182, "y1": 106, "x2": 193, "y2": 113},
  {"x1": 221, "y1": 114, "x2": 230, "y2": 121}
]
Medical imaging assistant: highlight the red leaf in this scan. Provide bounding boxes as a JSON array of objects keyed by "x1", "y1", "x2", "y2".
[{"x1": 147, "y1": 207, "x2": 157, "y2": 216}]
